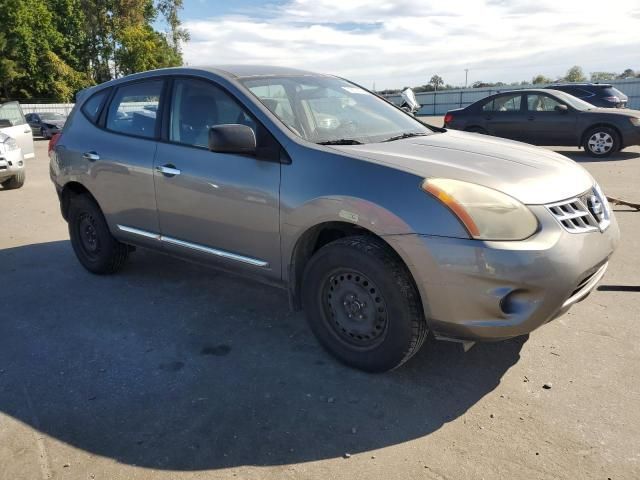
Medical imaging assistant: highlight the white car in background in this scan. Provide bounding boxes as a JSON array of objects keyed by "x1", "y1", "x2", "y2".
[{"x1": 0, "y1": 101, "x2": 33, "y2": 189}]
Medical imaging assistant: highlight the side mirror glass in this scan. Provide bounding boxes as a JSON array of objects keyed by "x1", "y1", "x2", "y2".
[
  {"x1": 555, "y1": 104, "x2": 568, "y2": 113},
  {"x1": 208, "y1": 124, "x2": 256, "y2": 155},
  {"x1": 0, "y1": 119, "x2": 12, "y2": 128}
]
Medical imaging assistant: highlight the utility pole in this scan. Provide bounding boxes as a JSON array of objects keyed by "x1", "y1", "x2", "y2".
[{"x1": 465, "y1": 69, "x2": 469, "y2": 88}]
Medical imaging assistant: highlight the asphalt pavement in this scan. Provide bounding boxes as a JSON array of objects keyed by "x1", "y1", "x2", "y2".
[{"x1": 0, "y1": 136, "x2": 639, "y2": 480}]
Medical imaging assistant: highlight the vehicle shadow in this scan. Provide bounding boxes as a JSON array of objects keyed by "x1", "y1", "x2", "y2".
[
  {"x1": 554, "y1": 149, "x2": 640, "y2": 163},
  {"x1": 0, "y1": 240, "x2": 526, "y2": 470}
]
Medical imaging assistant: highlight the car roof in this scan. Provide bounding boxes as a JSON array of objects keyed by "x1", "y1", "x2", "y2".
[{"x1": 547, "y1": 83, "x2": 613, "y2": 88}]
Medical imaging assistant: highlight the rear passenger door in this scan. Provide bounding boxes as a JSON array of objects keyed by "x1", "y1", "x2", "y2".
[
  {"x1": 68, "y1": 80, "x2": 165, "y2": 241},
  {"x1": 0, "y1": 102, "x2": 35, "y2": 160},
  {"x1": 480, "y1": 93, "x2": 527, "y2": 141}
]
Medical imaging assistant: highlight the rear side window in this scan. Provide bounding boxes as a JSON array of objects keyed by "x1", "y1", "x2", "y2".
[
  {"x1": 81, "y1": 89, "x2": 110, "y2": 123},
  {"x1": 106, "y1": 80, "x2": 163, "y2": 138},
  {"x1": 482, "y1": 94, "x2": 521, "y2": 112}
]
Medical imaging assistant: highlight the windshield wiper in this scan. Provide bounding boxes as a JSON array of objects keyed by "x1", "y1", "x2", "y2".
[
  {"x1": 317, "y1": 139, "x2": 363, "y2": 145},
  {"x1": 381, "y1": 132, "x2": 428, "y2": 142}
]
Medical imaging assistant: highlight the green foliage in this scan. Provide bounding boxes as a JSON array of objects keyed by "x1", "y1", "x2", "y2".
[
  {"x1": 563, "y1": 65, "x2": 587, "y2": 83},
  {"x1": 0, "y1": 0, "x2": 188, "y2": 101},
  {"x1": 532, "y1": 74, "x2": 552, "y2": 85},
  {"x1": 590, "y1": 72, "x2": 616, "y2": 82}
]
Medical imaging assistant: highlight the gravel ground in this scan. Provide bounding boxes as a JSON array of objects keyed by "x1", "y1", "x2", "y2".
[{"x1": 0, "y1": 136, "x2": 639, "y2": 480}]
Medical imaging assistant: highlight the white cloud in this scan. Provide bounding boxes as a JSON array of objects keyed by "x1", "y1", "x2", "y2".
[{"x1": 182, "y1": 0, "x2": 640, "y2": 89}]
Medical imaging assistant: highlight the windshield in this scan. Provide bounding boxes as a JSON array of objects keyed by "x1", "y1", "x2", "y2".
[
  {"x1": 548, "y1": 90, "x2": 597, "y2": 110},
  {"x1": 241, "y1": 75, "x2": 432, "y2": 144},
  {"x1": 40, "y1": 112, "x2": 66, "y2": 120}
]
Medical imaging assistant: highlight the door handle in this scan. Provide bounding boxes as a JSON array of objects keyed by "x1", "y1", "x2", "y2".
[
  {"x1": 527, "y1": 116, "x2": 535, "y2": 121},
  {"x1": 156, "y1": 164, "x2": 181, "y2": 177},
  {"x1": 82, "y1": 151, "x2": 100, "y2": 161},
  {"x1": 24, "y1": 129, "x2": 31, "y2": 134}
]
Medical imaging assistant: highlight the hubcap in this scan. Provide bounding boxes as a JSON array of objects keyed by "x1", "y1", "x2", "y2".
[
  {"x1": 588, "y1": 132, "x2": 613, "y2": 154},
  {"x1": 322, "y1": 270, "x2": 388, "y2": 349},
  {"x1": 78, "y1": 213, "x2": 100, "y2": 255}
]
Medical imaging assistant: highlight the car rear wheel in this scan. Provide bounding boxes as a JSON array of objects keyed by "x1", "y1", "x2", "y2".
[
  {"x1": 301, "y1": 236, "x2": 428, "y2": 372},
  {"x1": 584, "y1": 127, "x2": 620, "y2": 157},
  {"x1": 1, "y1": 171, "x2": 26, "y2": 189},
  {"x1": 68, "y1": 194, "x2": 130, "y2": 274}
]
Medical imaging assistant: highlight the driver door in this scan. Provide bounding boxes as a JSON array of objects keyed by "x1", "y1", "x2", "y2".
[{"x1": 153, "y1": 77, "x2": 282, "y2": 279}]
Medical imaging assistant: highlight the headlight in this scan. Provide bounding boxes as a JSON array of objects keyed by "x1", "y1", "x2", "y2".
[
  {"x1": 629, "y1": 117, "x2": 640, "y2": 127},
  {"x1": 0, "y1": 133, "x2": 18, "y2": 154},
  {"x1": 422, "y1": 178, "x2": 539, "y2": 240}
]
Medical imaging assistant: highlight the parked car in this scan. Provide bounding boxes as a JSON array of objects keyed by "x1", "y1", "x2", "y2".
[
  {"x1": 444, "y1": 89, "x2": 640, "y2": 157},
  {"x1": 0, "y1": 101, "x2": 35, "y2": 161},
  {"x1": 545, "y1": 83, "x2": 628, "y2": 108},
  {"x1": 26, "y1": 111, "x2": 67, "y2": 139},
  {"x1": 0, "y1": 132, "x2": 26, "y2": 189},
  {"x1": 50, "y1": 67, "x2": 619, "y2": 371}
]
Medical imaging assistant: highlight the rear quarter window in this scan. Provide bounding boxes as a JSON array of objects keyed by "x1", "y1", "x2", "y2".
[{"x1": 81, "y1": 89, "x2": 110, "y2": 124}]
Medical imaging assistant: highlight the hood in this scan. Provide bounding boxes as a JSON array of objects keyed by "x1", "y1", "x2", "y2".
[{"x1": 329, "y1": 130, "x2": 594, "y2": 205}]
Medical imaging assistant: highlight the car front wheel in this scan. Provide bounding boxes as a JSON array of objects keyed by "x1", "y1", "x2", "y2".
[
  {"x1": 68, "y1": 194, "x2": 130, "y2": 274},
  {"x1": 301, "y1": 236, "x2": 428, "y2": 372},
  {"x1": 584, "y1": 127, "x2": 620, "y2": 157},
  {"x1": 1, "y1": 171, "x2": 26, "y2": 189}
]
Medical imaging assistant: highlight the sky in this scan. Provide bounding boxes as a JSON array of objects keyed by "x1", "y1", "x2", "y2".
[{"x1": 174, "y1": 0, "x2": 640, "y2": 90}]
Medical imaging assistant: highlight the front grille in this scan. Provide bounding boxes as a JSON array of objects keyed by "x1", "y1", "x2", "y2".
[
  {"x1": 546, "y1": 197, "x2": 600, "y2": 233},
  {"x1": 546, "y1": 186, "x2": 610, "y2": 234}
]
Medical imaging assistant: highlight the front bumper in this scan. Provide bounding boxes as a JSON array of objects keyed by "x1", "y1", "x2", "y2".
[
  {"x1": 385, "y1": 205, "x2": 620, "y2": 341},
  {"x1": 0, "y1": 148, "x2": 25, "y2": 181}
]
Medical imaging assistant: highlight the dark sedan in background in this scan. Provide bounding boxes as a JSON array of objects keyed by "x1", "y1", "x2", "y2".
[
  {"x1": 444, "y1": 89, "x2": 640, "y2": 157},
  {"x1": 545, "y1": 83, "x2": 628, "y2": 108},
  {"x1": 26, "y1": 111, "x2": 67, "y2": 139}
]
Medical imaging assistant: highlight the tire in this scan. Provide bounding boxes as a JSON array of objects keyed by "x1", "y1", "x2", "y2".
[
  {"x1": 1, "y1": 170, "x2": 26, "y2": 189},
  {"x1": 301, "y1": 236, "x2": 428, "y2": 372},
  {"x1": 583, "y1": 126, "x2": 620, "y2": 158},
  {"x1": 465, "y1": 126, "x2": 487, "y2": 134},
  {"x1": 67, "y1": 194, "x2": 129, "y2": 274}
]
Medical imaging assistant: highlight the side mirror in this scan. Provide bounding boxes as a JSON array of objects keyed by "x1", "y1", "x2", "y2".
[
  {"x1": 0, "y1": 119, "x2": 12, "y2": 128},
  {"x1": 208, "y1": 124, "x2": 256, "y2": 155},
  {"x1": 555, "y1": 104, "x2": 569, "y2": 113}
]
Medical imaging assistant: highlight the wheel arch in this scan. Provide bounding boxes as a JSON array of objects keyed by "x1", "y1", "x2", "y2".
[
  {"x1": 59, "y1": 181, "x2": 99, "y2": 221},
  {"x1": 580, "y1": 123, "x2": 622, "y2": 148},
  {"x1": 287, "y1": 221, "x2": 422, "y2": 314}
]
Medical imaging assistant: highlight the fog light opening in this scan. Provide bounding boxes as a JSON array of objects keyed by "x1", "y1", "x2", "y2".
[{"x1": 500, "y1": 289, "x2": 528, "y2": 315}]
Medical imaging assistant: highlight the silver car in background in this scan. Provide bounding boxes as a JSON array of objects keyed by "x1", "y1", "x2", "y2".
[{"x1": 49, "y1": 66, "x2": 619, "y2": 372}]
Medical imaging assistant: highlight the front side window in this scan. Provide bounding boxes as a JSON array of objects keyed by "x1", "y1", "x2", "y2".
[
  {"x1": 106, "y1": 81, "x2": 163, "y2": 138},
  {"x1": 242, "y1": 75, "x2": 431, "y2": 144},
  {"x1": 170, "y1": 78, "x2": 256, "y2": 147},
  {"x1": 527, "y1": 94, "x2": 563, "y2": 112},
  {"x1": 482, "y1": 94, "x2": 522, "y2": 112}
]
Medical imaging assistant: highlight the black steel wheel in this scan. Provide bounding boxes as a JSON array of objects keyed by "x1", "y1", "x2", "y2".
[
  {"x1": 302, "y1": 236, "x2": 428, "y2": 372},
  {"x1": 322, "y1": 269, "x2": 389, "y2": 350},
  {"x1": 68, "y1": 194, "x2": 129, "y2": 274}
]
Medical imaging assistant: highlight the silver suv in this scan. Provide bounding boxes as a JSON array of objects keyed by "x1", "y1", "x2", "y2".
[{"x1": 50, "y1": 66, "x2": 619, "y2": 371}]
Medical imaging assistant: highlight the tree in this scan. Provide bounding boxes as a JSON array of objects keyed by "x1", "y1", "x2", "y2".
[
  {"x1": 429, "y1": 75, "x2": 444, "y2": 91},
  {"x1": 564, "y1": 65, "x2": 587, "y2": 83},
  {"x1": 532, "y1": 74, "x2": 552, "y2": 85},
  {"x1": 617, "y1": 68, "x2": 636, "y2": 79},
  {"x1": 0, "y1": 0, "x2": 188, "y2": 101}
]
